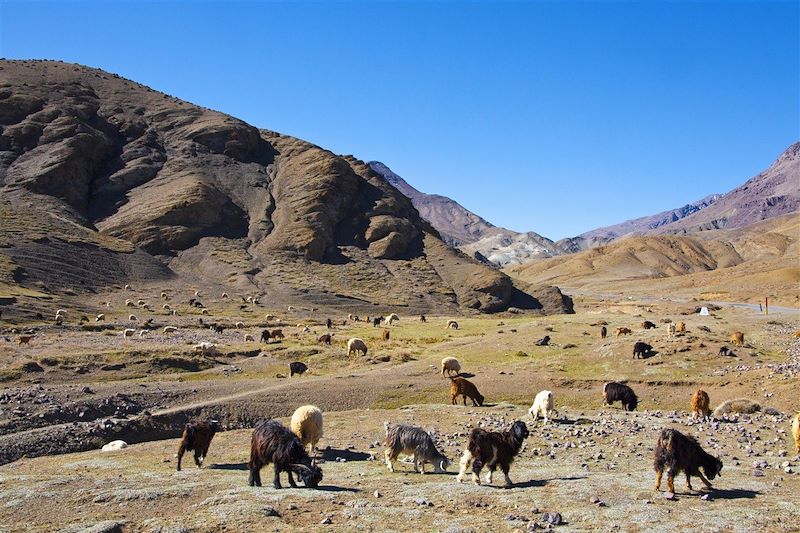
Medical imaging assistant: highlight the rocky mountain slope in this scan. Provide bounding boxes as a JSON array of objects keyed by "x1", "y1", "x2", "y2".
[{"x1": 0, "y1": 60, "x2": 572, "y2": 314}]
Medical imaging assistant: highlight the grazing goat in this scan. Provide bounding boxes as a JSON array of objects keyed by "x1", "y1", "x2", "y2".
[
  {"x1": 534, "y1": 335, "x2": 550, "y2": 346},
  {"x1": 128, "y1": 314, "x2": 137, "y2": 321},
  {"x1": 420, "y1": 315, "x2": 427, "y2": 323},
  {"x1": 641, "y1": 321, "x2": 657, "y2": 329},
  {"x1": 615, "y1": 327, "x2": 632, "y2": 336},
  {"x1": 792, "y1": 413, "x2": 800, "y2": 453},
  {"x1": 456, "y1": 421, "x2": 529, "y2": 487},
  {"x1": 447, "y1": 320, "x2": 459, "y2": 330},
  {"x1": 441, "y1": 356, "x2": 461, "y2": 377},
  {"x1": 528, "y1": 390, "x2": 555, "y2": 425},
  {"x1": 270, "y1": 329, "x2": 285, "y2": 341},
  {"x1": 288, "y1": 361, "x2": 308, "y2": 377},
  {"x1": 730, "y1": 331, "x2": 744, "y2": 347},
  {"x1": 718, "y1": 346, "x2": 731, "y2": 356},
  {"x1": 691, "y1": 389, "x2": 711, "y2": 420},
  {"x1": 666, "y1": 324, "x2": 676, "y2": 337},
  {"x1": 347, "y1": 337, "x2": 368, "y2": 356},
  {"x1": 235, "y1": 321, "x2": 244, "y2": 329},
  {"x1": 96, "y1": 314, "x2": 105, "y2": 321},
  {"x1": 244, "y1": 333, "x2": 255, "y2": 342},
  {"x1": 122, "y1": 328, "x2": 136, "y2": 338},
  {"x1": 449, "y1": 377, "x2": 484, "y2": 406},
  {"x1": 248, "y1": 420, "x2": 323, "y2": 489},
  {"x1": 603, "y1": 382, "x2": 638, "y2": 411},
  {"x1": 195, "y1": 342, "x2": 220, "y2": 355},
  {"x1": 384, "y1": 422, "x2": 449, "y2": 474},
  {"x1": 600, "y1": 326, "x2": 607, "y2": 338},
  {"x1": 163, "y1": 326, "x2": 177, "y2": 334},
  {"x1": 291, "y1": 405, "x2": 323, "y2": 454},
  {"x1": 633, "y1": 341, "x2": 652, "y2": 359},
  {"x1": 372, "y1": 317, "x2": 383, "y2": 327},
  {"x1": 382, "y1": 329, "x2": 390, "y2": 341},
  {"x1": 326, "y1": 318, "x2": 332, "y2": 329},
  {"x1": 677, "y1": 321, "x2": 686, "y2": 333},
  {"x1": 176, "y1": 420, "x2": 220, "y2": 471},
  {"x1": 386, "y1": 313, "x2": 399, "y2": 325},
  {"x1": 18, "y1": 335, "x2": 33, "y2": 345},
  {"x1": 654, "y1": 428, "x2": 722, "y2": 493},
  {"x1": 317, "y1": 333, "x2": 333, "y2": 345},
  {"x1": 260, "y1": 329, "x2": 271, "y2": 343}
]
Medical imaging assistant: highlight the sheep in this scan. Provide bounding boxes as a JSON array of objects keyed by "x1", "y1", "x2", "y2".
[
  {"x1": 446, "y1": 320, "x2": 459, "y2": 330},
  {"x1": 95, "y1": 314, "x2": 105, "y2": 322},
  {"x1": 691, "y1": 389, "x2": 711, "y2": 420},
  {"x1": 55, "y1": 309, "x2": 66, "y2": 319},
  {"x1": 654, "y1": 428, "x2": 723, "y2": 493},
  {"x1": 195, "y1": 342, "x2": 220, "y2": 355},
  {"x1": 18, "y1": 335, "x2": 33, "y2": 345},
  {"x1": 792, "y1": 413, "x2": 800, "y2": 453},
  {"x1": 176, "y1": 420, "x2": 220, "y2": 471},
  {"x1": 347, "y1": 337, "x2": 368, "y2": 356},
  {"x1": 449, "y1": 377, "x2": 484, "y2": 406},
  {"x1": 633, "y1": 341, "x2": 653, "y2": 359},
  {"x1": 122, "y1": 328, "x2": 136, "y2": 337},
  {"x1": 265, "y1": 314, "x2": 276, "y2": 320},
  {"x1": 248, "y1": 420, "x2": 323, "y2": 489},
  {"x1": 101, "y1": 440, "x2": 128, "y2": 452},
  {"x1": 347, "y1": 313, "x2": 355, "y2": 321},
  {"x1": 713, "y1": 398, "x2": 761, "y2": 417},
  {"x1": 600, "y1": 326, "x2": 607, "y2": 338},
  {"x1": 289, "y1": 361, "x2": 308, "y2": 377},
  {"x1": 384, "y1": 422, "x2": 449, "y2": 474},
  {"x1": 128, "y1": 314, "x2": 137, "y2": 321},
  {"x1": 456, "y1": 420, "x2": 529, "y2": 487},
  {"x1": 603, "y1": 381, "x2": 638, "y2": 411},
  {"x1": 372, "y1": 317, "x2": 383, "y2": 327},
  {"x1": 615, "y1": 327, "x2": 632, "y2": 336},
  {"x1": 382, "y1": 329, "x2": 390, "y2": 341},
  {"x1": 318, "y1": 333, "x2": 333, "y2": 345},
  {"x1": 291, "y1": 405, "x2": 323, "y2": 455},
  {"x1": 666, "y1": 324, "x2": 676, "y2": 337},
  {"x1": 677, "y1": 321, "x2": 687, "y2": 333},
  {"x1": 730, "y1": 331, "x2": 744, "y2": 346},
  {"x1": 641, "y1": 321, "x2": 657, "y2": 329},
  {"x1": 244, "y1": 334, "x2": 255, "y2": 342},
  {"x1": 534, "y1": 335, "x2": 550, "y2": 346},
  {"x1": 528, "y1": 390, "x2": 555, "y2": 425},
  {"x1": 441, "y1": 356, "x2": 461, "y2": 377},
  {"x1": 270, "y1": 329, "x2": 285, "y2": 341},
  {"x1": 163, "y1": 326, "x2": 178, "y2": 334}
]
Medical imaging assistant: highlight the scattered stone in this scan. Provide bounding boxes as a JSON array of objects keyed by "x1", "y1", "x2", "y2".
[
  {"x1": 664, "y1": 492, "x2": 676, "y2": 500},
  {"x1": 262, "y1": 506, "x2": 280, "y2": 517},
  {"x1": 320, "y1": 517, "x2": 332, "y2": 525}
]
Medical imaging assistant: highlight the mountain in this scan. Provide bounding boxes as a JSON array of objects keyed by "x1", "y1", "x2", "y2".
[
  {"x1": 369, "y1": 161, "x2": 565, "y2": 265},
  {"x1": 0, "y1": 59, "x2": 572, "y2": 314}
]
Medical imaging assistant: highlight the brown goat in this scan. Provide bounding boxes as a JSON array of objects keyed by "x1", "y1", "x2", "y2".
[
  {"x1": 449, "y1": 377, "x2": 484, "y2": 406},
  {"x1": 456, "y1": 421, "x2": 529, "y2": 486},
  {"x1": 641, "y1": 321, "x2": 657, "y2": 330},
  {"x1": 270, "y1": 329, "x2": 285, "y2": 340},
  {"x1": 690, "y1": 389, "x2": 711, "y2": 420},
  {"x1": 18, "y1": 335, "x2": 33, "y2": 345},
  {"x1": 382, "y1": 329, "x2": 390, "y2": 341},
  {"x1": 176, "y1": 420, "x2": 220, "y2": 471},
  {"x1": 729, "y1": 331, "x2": 744, "y2": 346},
  {"x1": 654, "y1": 428, "x2": 722, "y2": 493},
  {"x1": 600, "y1": 326, "x2": 607, "y2": 339},
  {"x1": 677, "y1": 321, "x2": 687, "y2": 333},
  {"x1": 615, "y1": 327, "x2": 632, "y2": 337},
  {"x1": 317, "y1": 333, "x2": 333, "y2": 345}
]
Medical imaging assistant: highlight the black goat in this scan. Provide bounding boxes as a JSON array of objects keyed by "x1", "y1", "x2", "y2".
[
  {"x1": 603, "y1": 381, "x2": 638, "y2": 411},
  {"x1": 654, "y1": 428, "x2": 722, "y2": 493},
  {"x1": 372, "y1": 316, "x2": 383, "y2": 327},
  {"x1": 260, "y1": 329, "x2": 271, "y2": 343},
  {"x1": 633, "y1": 342, "x2": 652, "y2": 359},
  {"x1": 248, "y1": 420, "x2": 323, "y2": 489},
  {"x1": 456, "y1": 421, "x2": 529, "y2": 487},
  {"x1": 176, "y1": 420, "x2": 220, "y2": 471},
  {"x1": 289, "y1": 361, "x2": 308, "y2": 376}
]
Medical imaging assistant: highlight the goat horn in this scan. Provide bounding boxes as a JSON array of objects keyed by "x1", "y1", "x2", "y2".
[{"x1": 291, "y1": 463, "x2": 312, "y2": 473}]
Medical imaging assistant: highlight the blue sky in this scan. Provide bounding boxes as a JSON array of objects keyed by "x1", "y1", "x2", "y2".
[{"x1": 2, "y1": 1, "x2": 798, "y2": 239}]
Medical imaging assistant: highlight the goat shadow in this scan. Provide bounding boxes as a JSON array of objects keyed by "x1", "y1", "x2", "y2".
[
  {"x1": 315, "y1": 485, "x2": 360, "y2": 493},
  {"x1": 706, "y1": 488, "x2": 760, "y2": 500},
  {"x1": 456, "y1": 372, "x2": 476, "y2": 378},
  {"x1": 208, "y1": 462, "x2": 248, "y2": 471},
  {"x1": 634, "y1": 350, "x2": 659, "y2": 360},
  {"x1": 320, "y1": 448, "x2": 372, "y2": 462},
  {"x1": 504, "y1": 479, "x2": 548, "y2": 489}
]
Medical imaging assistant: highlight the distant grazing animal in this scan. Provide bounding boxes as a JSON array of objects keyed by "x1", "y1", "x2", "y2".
[
  {"x1": 270, "y1": 329, "x2": 285, "y2": 341},
  {"x1": 95, "y1": 314, "x2": 105, "y2": 322},
  {"x1": 176, "y1": 420, "x2": 220, "y2": 471},
  {"x1": 691, "y1": 389, "x2": 711, "y2": 420},
  {"x1": 163, "y1": 304, "x2": 171, "y2": 310},
  {"x1": 791, "y1": 413, "x2": 800, "y2": 453},
  {"x1": 449, "y1": 377, "x2": 484, "y2": 406},
  {"x1": 633, "y1": 341, "x2": 653, "y2": 359},
  {"x1": 386, "y1": 313, "x2": 400, "y2": 325},
  {"x1": 260, "y1": 329, "x2": 271, "y2": 343},
  {"x1": 244, "y1": 334, "x2": 255, "y2": 342},
  {"x1": 641, "y1": 321, "x2": 657, "y2": 330},
  {"x1": 80, "y1": 315, "x2": 89, "y2": 323},
  {"x1": 347, "y1": 337, "x2": 368, "y2": 356},
  {"x1": 456, "y1": 420, "x2": 529, "y2": 487},
  {"x1": 447, "y1": 320, "x2": 459, "y2": 330},
  {"x1": 161, "y1": 292, "x2": 168, "y2": 299},
  {"x1": 528, "y1": 390, "x2": 555, "y2": 425},
  {"x1": 139, "y1": 330, "x2": 148, "y2": 337},
  {"x1": 382, "y1": 329, "x2": 390, "y2": 341},
  {"x1": 603, "y1": 381, "x2": 638, "y2": 411},
  {"x1": 287, "y1": 306, "x2": 295, "y2": 312},
  {"x1": 666, "y1": 324, "x2": 676, "y2": 337},
  {"x1": 211, "y1": 324, "x2": 225, "y2": 334},
  {"x1": 534, "y1": 335, "x2": 550, "y2": 346},
  {"x1": 18, "y1": 335, "x2": 33, "y2": 345},
  {"x1": 384, "y1": 422, "x2": 449, "y2": 474},
  {"x1": 195, "y1": 342, "x2": 220, "y2": 355},
  {"x1": 718, "y1": 346, "x2": 732, "y2": 356},
  {"x1": 318, "y1": 333, "x2": 333, "y2": 345},
  {"x1": 600, "y1": 326, "x2": 607, "y2": 338},
  {"x1": 326, "y1": 318, "x2": 333, "y2": 329},
  {"x1": 372, "y1": 317, "x2": 383, "y2": 327},
  {"x1": 248, "y1": 420, "x2": 323, "y2": 489},
  {"x1": 137, "y1": 299, "x2": 146, "y2": 307},
  {"x1": 730, "y1": 331, "x2": 744, "y2": 347},
  {"x1": 265, "y1": 314, "x2": 276, "y2": 320},
  {"x1": 289, "y1": 361, "x2": 308, "y2": 377},
  {"x1": 654, "y1": 428, "x2": 723, "y2": 493},
  {"x1": 615, "y1": 327, "x2": 632, "y2": 337},
  {"x1": 128, "y1": 314, "x2": 137, "y2": 321},
  {"x1": 235, "y1": 321, "x2": 244, "y2": 329},
  {"x1": 194, "y1": 290, "x2": 201, "y2": 297},
  {"x1": 101, "y1": 440, "x2": 128, "y2": 452},
  {"x1": 125, "y1": 299, "x2": 135, "y2": 307},
  {"x1": 291, "y1": 405, "x2": 323, "y2": 454},
  {"x1": 222, "y1": 292, "x2": 229, "y2": 298},
  {"x1": 441, "y1": 356, "x2": 461, "y2": 377},
  {"x1": 420, "y1": 315, "x2": 427, "y2": 323},
  {"x1": 677, "y1": 321, "x2": 687, "y2": 333},
  {"x1": 163, "y1": 326, "x2": 177, "y2": 334}
]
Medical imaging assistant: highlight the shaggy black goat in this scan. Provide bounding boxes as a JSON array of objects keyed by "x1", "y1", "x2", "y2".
[
  {"x1": 633, "y1": 342, "x2": 653, "y2": 359},
  {"x1": 603, "y1": 382, "x2": 638, "y2": 411},
  {"x1": 326, "y1": 318, "x2": 333, "y2": 329},
  {"x1": 654, "y1": 428, "x2": 722, "y2": 493},
  {"x1": 289, "y1": 361, "x2": 308, "y2": 377},
  {"x1": 384, "y1": 422, "x2": 449, "y2": 474},
  {"x1": 176, "y1": 420, "x2": 220, "y2": 471},
  {"x1": 534, "y1": 335, "x2": 550, "y2": 346},
  {"x1": 260, "y1": 329, "x2": 271, "y2": 343},
  {"x1": 456, "y1": 420, "x2": 529, "y2": 487},
  {"x1": 372, "y1": 316, "x2": 383, "y2": 327},
  {"x1": 248, "y1": 420, "x2": 323, "y2": 489}
]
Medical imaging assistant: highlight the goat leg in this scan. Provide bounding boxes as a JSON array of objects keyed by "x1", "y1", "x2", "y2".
[
  {"x1": 272, "y1": 465, "x2": 283, "y2": 489},
  {"x1": 655, "y1": 469, "x2": 663, "y2": 491}
]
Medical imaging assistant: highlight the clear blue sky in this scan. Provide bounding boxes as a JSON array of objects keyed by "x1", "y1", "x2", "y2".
[{"x1": 2, "y1": 1, "x2": 798, "y2": 239}]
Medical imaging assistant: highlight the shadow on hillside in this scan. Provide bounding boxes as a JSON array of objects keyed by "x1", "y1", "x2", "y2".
[{"x1": 320, "y1": 448, "x2": 372, "y2": 462}]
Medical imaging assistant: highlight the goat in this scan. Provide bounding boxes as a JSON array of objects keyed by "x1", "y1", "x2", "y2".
[
  {"x1": 317, "y1": 333, "x2": 333, "y2": 345},
  {"x1": 18, "y1": 335, "x2": 33, "y2": 345},
  {"x1": 603, "y1": 381, "x2": 638, "y2": 411},
  {"x1": 677, "y1": 321, "x2": 686, "y2": 333},
  {"x1": 528, "y1": 390, "x2": 555, "y2": 424},
  {"x1": 244, "y1": 333, "x2": 255, "y2": 342},
  {"x1": 534, "y1": 335, "x2": 550, "y2": 346},
  {"x1": 641, "y1": 321, "x2": 657, "y2": 329},
  {"x1": 729, "y1": 331, "x2": 744, "y2": 347},
  {"x1": 441, "y1": 356, "x2": 461, "y2": 377},
  {"x1": 288, "y1": 361, "x2": 308, "y2": 377},
  {"x1": 667, "y1": 324, "x2": 676, "y2": 337},
  {"x1": 456, "y1": 421, "x2": 529, "y2": 487},
  {"x1": 260, "y1": 329, "x2": 271, "y2": 343},
  {"x1": 248, "y1": 420, "x2": 323, "y2": 489},
  {"x1": 633, "y1": 341, "x2": 652, "y2": 359},
  {"x1": 325, "y1": 318, "x2": 332, "y2": 329},
  {"x1": 691, "y1": 389, "x2": 711, "y2": 420},
  {"x1": 449, "y1": 377, "x2": 484, "y2": 406},
  {"x1": 615, "y1": 327, "x2": 632, "y2": 336},
  {"x1": 792, "y1": 413, "x2": 800, "y2": 453},
  {"x1": 163, "y1": 326, "x2": 177, "y2": 334},
  {"x1": 384, "y1": 422, "x2": 449, "y2": 474},
  {"x1": 654, "y1": 428, "x2": 722, "y2": 493},
  {"x1": 382, "y1": 329, "x2": 390, "y2": 341},
  {"x1": 347, "y1": 337, "x2": 368, "y2": 356},
  {"x1": 600, "y1": 326, "x2": 607, "y2": 338},
  {"x1": 447, "y1": 320, "x2": 459, "y2": 330},
  {"x1": 291, "y1": 405, "x2": 323, "y2": 454},
  {"x1": 270, "y1": 329, "x2": 285, "y2": 341},
  {"x1": 176, "y1": 420, "x2": 220, "y2": 471},
  {"x1": 372, "y1": 316, "x2": 383, "y2": 327},
  {"x1": 420, "y1": 315, "x2": 427, "y2": 323}
]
